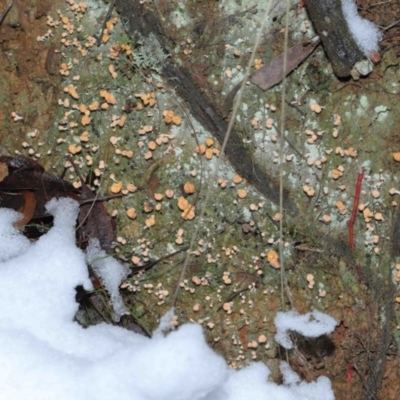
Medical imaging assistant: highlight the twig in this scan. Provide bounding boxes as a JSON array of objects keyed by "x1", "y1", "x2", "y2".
[
  {"x1": 66, "y1": 155, "x2": 117, "y2": 233},
  {"x1": 349, "y1": 167, "x2": 365, "y2": 248},
  {"x1": 346, "y1": 362, "x2": 354, "y2": 382},
  {"x1": 96, "y1": 0, "x2": 116, "y2": 46},
  {"x1": 79, "y1": 193, "x2": 123, "y2": 206},
  {"x1": 130, "y1": 246, "x2": 189, "y2": 274},
  {"x1": 217, "y1": 287, "x2": 249, "y2": 311},
  {"x1": 279, "y1": 0, "x2": 291, "y2": 311},
  {"x1": 0, "y1": 0, "x2": 12, "y2": 26},
  {"x1": 285, "y1": 99, "x2": 305, "y2": 116},
  {"x1": 332, "y1": 82, "x2": 363, "y2": 93},
  {"x1": 381, "y1": 18, "x2": 400, "y2": 32}
]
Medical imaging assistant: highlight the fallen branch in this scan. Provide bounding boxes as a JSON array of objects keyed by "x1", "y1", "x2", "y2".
[{"x1": 114, "y1": 0, "x2": 297, "y2": 214}]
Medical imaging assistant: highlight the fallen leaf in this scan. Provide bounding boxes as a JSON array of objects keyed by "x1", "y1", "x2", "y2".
[
  {"x1": 250, "y1": 38, "x2": 320, "y2": 90},
  {"x1": 14, "y1": 191, "x2": 37, "y2": 227},
  {"x1": 68, "y1": 159, "x2": 117, "y2": 254},
  {"x1": 222, "y1": 38, "x2": 320, "y2": 118},
  {"x1": 0, "y1": 155, "x2": 118, "y2": 254},
  {"x1": 0, "y1": 155, "x2": 78, "y2": 220}
]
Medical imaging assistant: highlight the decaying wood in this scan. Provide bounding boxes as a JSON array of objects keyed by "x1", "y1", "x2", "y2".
[
  {"x1": 114, "y1": 0, "x2": 297, "y2": 214},
  {"x1": 304, "y1": 0, "x2": 365, "y2": 77},
  {"x1": 95, "y1": 0, "x2": 116, "y2": 46},
  {"x1": 362, "y1": 274, "x2": 395, "y2": 400},
  {"x1": 392, "y1": 209, "x2": 400, "y2": 256}
]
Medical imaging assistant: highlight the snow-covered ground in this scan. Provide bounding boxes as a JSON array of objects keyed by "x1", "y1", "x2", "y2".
[{"x1": 0, "y1": 198, "x2": 336, "y2": 400}]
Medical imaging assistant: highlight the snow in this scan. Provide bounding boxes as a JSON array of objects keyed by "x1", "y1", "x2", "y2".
[
  {"x1": 87, "y1": 238, "x2": 129, "y2": 321},
  {"x1": 342, "y1": 0, "x2": 382, "y2": 57},
  {"x1": 0, "y1": 207, "x2": 30, "y2": 262},
  {"x1": 274, "y1": 310, "x2": 337, "y2": 349},
  {"x1": 0, "y1": 198, "x2": 336, "y2": 400}
]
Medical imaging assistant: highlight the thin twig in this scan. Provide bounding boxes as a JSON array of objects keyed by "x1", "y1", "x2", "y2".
[
  {"x1": 381, "y1": 18, "x2": 400, "y2": 31},
  {"x1": 79, "y1": 193, "x2": 123, "y2": 206},
  {"x1": 66, "y1": 155, "x2": 113, "y2": 232},
  {"x1": 285, "y1": 99, "x2": 305, "y2": 116},
  {"x1": 349, "y1": 167, "x2": 365, "y2": 248},
  {"x1": 217, "y1": 288, "x2": 249, "y2": 311},
  {"x1": 0, "y1": 1, "x2": 12, "y2": 26},
  {"x1": 279, "y1": 0, "x2": 290, "y2": 311},
  {"x1": 96, "y1": 0, "x2": 116, "y2": 46},
  {"x1": 130, "y1": 246, "x2": 189, "y2": 274}
]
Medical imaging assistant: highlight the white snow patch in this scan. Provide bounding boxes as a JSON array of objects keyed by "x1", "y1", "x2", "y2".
[
  {"x1": 0, "y1": 208, "x2": 30, "y2": 262},
  {"x1": 342, "y1": 0, "x2": 382, "y2": 56},
  {"x1": 87, "y1": 238, "x2": 129, "y2": 321},
  {"x1": 275, "y1": 310, "x2": 337, "y2": 349}
]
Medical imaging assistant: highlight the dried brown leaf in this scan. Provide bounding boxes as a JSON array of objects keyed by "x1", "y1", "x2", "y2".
[{"x1": 222, "y1": 38, "x2": 320, "y2": 118}]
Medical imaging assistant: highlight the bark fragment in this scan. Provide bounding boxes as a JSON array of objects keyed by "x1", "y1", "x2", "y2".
[{"x1": 304, "y1": 0, "x2": 365, "y2": 77}]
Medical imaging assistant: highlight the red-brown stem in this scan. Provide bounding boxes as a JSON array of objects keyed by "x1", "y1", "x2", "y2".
[
  {"x1": 355, "y1": 264, "x2": 362, "y2": 282},
  {"x1": 349, "y1": 168, "x2": 365, "y2": 248},
  {"x1": 346, "y1": 362, "x2": 354, "y2": 383}
]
